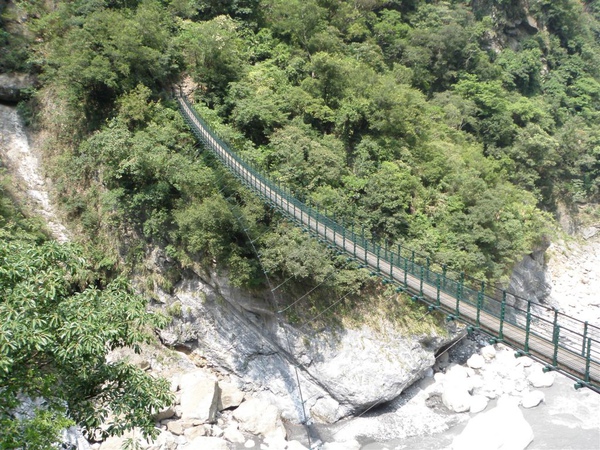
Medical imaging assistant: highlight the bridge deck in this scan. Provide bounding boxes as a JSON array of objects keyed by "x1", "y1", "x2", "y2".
[{"x1": 177, "y1": 95, "x2": 600, "y2": 392}]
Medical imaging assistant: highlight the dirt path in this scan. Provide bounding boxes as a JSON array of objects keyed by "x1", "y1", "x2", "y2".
[{"x1": 0, "y1": 103, "x2": 69, "y2": 242}]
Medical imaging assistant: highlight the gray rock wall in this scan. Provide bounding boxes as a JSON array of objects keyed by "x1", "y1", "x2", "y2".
[
  {"x1": 149, "y1": 251, "x2": 454, "y2": 424},
  {"x1": 507, "y1": 241, "x2": 553, "y2": 309},
  {"x1": 0, "y1": 73, "x2": 35, "y2": 103}
]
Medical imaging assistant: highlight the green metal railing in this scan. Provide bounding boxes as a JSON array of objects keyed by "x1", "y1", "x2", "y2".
[{"x1": 177, "y1": 94, "x2": 600, "y2": 393}]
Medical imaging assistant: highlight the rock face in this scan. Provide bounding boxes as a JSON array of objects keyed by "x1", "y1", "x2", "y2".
[
  {"x1": 0, "y1": 73, "x2": 35, "y2": 103},
  {"x1": 154, "y1": 266, "x2": 453, "y2": 423},
  {"x1": 508, "y1": 241, "x2": 552, "y2": 308}
]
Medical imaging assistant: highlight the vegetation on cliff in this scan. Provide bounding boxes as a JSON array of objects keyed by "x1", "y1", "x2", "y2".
[{"x1": 0, "y1": 0, "x2": 599, "y2": 442}]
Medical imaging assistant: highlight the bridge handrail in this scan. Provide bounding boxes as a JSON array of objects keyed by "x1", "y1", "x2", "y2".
[{"x1": 177, "y1": 94, "x2": 599, "y2": 391}]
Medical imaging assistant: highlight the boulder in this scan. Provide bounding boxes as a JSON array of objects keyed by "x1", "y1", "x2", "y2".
[
  {"x1": 223, "y1": 425, "x2": 245, "y2": 444},
  {"x1": 287, "y1": 441, "x2": 310, "y2": 450},
  {"x1": 516, "y1": 356, "x2": 533, "y2": 368},
  {"x1": 179, "y1": 370, "x2": 221, "y2": 422},
  {"x1": 469, "y1": 395, "x2": 489, "y2": 414},
  {"x1": 480, "y1": 345, "x2": 496, "y2": 361},
  {"x1": 184, "y1": 436, "x2": 228, "y2": 450},
  {"x1": 452, "y1": 400, "x2": 534, "y2": 450},
  {"x1": 233, "y1": 398, "x2": 286, "y2": 440},
  {"x1": 218, "y1": 380, "x2": 245, "y2": 410},
  {"x1": 99, "y1": 430, "x2": 150, "y2": 450},
  {"x1": 0, "y1": 73, "x2": 35, "y2": 103},
  {"x1": 166, "y1": 419, "x2": 202, "y2": 435},
  {"x1": 521, "y1": 390, "x2": 545, "y2": 408},
  {"x1": 445, "y1": 364, "x2": 469, "y2": 381},
  {"x1": 153, "y1": 406, "x2": 176, "y2": 421},
  {"x1": 466, "y1": 354, "x2": 485, "y2": 370},
  {"x1": 442, "y1": 380, "x2": 472, "y2": 413},
  {"x1": 147, "y1": 430, "x2": 177, "y2": 450},
  {"x1": 210, "y1": 424, "x2": 224, "y2": 438},
  {"x1": 184, "y1": 425, "x2": 207, "y2": 440},
  {"x1": 528, "y1": 369, "x2": 555, "y2": 388},
  {"x1": 310, "y1": 396, "x2": 343, "y2": 424}
]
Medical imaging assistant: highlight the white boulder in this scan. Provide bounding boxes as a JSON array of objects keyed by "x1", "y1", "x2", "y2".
[
  {"x1": 180, "y1": 370, "x2": 221, "y2": 423},
  {"x1": 442, "y1": 379, "x2": 472, "y2": 413},
  {"x1": 184, "y1": 425, "x2": 207, "y2": 441},
  {"x1": 480, "y1": 345, "x2": 496, "y2": 361},
  {"x1": 310, "y1": 396, "x2": 343, "y2": 424},
  {"x1": 223, "y1": 425, "x2": 245, "y2": 444},
  {"x1": 218, "y1": 380, "x2": 245, "y2": 410},
  {"x1": 521, "y1": 390, "x2": 545, "y2": 408},
  {"x1": 467, "y1": 354, "x2": 485, "y2": 370},
  {"x1": 469, "y1": 395, "x2": 489, "y2": 414},
  {"x1": 446, "y1": 364, "x2": 469, "y2": 381},
  {"x1": 528, "y1": 368, "x2": 555, "y2": 388},
  {"x1": 153, "y1": 406, "x2": 176, "y2": 421},
  {"x1": 233, "y1": 398, "x2": 286, "y2": 440},
  {"x1": 452, "y1": 400, "x2": 534, "y2": 450}
]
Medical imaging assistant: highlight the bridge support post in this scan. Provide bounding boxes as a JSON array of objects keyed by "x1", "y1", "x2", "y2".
[
  {"x1": 333, "y1": 213, "x2": 336, "y2": 244},
  {"x1": 389, "y1": 251, "x2": 394, "y2": 279},
  {"x1": 436, "y1": 274, "x2": 441, "y2": 307},
  {"x1": 584, "y1": 337, "x2": 592, "y2": 383},
  {"x1": 524, "y1": 300, "x2": 532, "y2": 353},
  {"x1": 362, "y1": 227, "x2": 367, "y2": 262},
  {"x1": 442, "y1": 265, "x2": 447, "y2": 291},
  {"x1": 476, "y1": 281, "x2": 484, "y2": 327},
  {"x1": 582, "y1": 321, "x2": 589, "y2": 356},
  {"x1": 419, "y1": 266, "x2": 424, "y2": 296},
  {"x1": 498, "y1": 290, "x2": 506, "y2": 341},
  {"x1": 353, "y1": 224, "x2": 356, "y2": 259},
  {"x1": 456, "y1": 272, "x2": 464, "y2": 317},
  {"x1": 552, "y1": 322, "x2": 560, "y2": 368}
]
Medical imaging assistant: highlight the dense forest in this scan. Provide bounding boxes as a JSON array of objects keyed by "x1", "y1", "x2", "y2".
[
  {"x1": 3, "y1": 0, "x2": 598, "y2": 284},
  {"x1": 1, "y1": 0, "x2": 599, "y2": 444}
]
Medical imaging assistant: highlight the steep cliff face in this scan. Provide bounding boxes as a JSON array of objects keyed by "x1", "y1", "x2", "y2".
[
  {"x1": 508, "y1": 240, "x2": 553, "y2": 309},
  {"x1": 0, "y1": 73, "x2": 34, "y2": 103},
  {"x1": 508, "y1": 205, "x2": 600, "y2": 326},
  {"x1": 145, "y1": 249, "x2": 456, "y2": 424}
]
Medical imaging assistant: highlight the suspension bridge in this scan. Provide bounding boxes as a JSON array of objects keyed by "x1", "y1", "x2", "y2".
[{"x1": 176, "y1": 94, "x2": 599, "y2": 394}]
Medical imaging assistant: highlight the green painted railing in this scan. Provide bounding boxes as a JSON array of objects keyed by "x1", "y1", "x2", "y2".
[{"x1": 177, "y1": 94, "x2": 600, "y2": 393}]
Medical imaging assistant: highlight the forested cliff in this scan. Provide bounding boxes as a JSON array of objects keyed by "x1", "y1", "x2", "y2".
[
  {"x1": 3, "y1": 0, "x2": 598, "y2": 283},
  {"x1": 1, "y1": 0, "x2": 599, "y2": 445}
]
